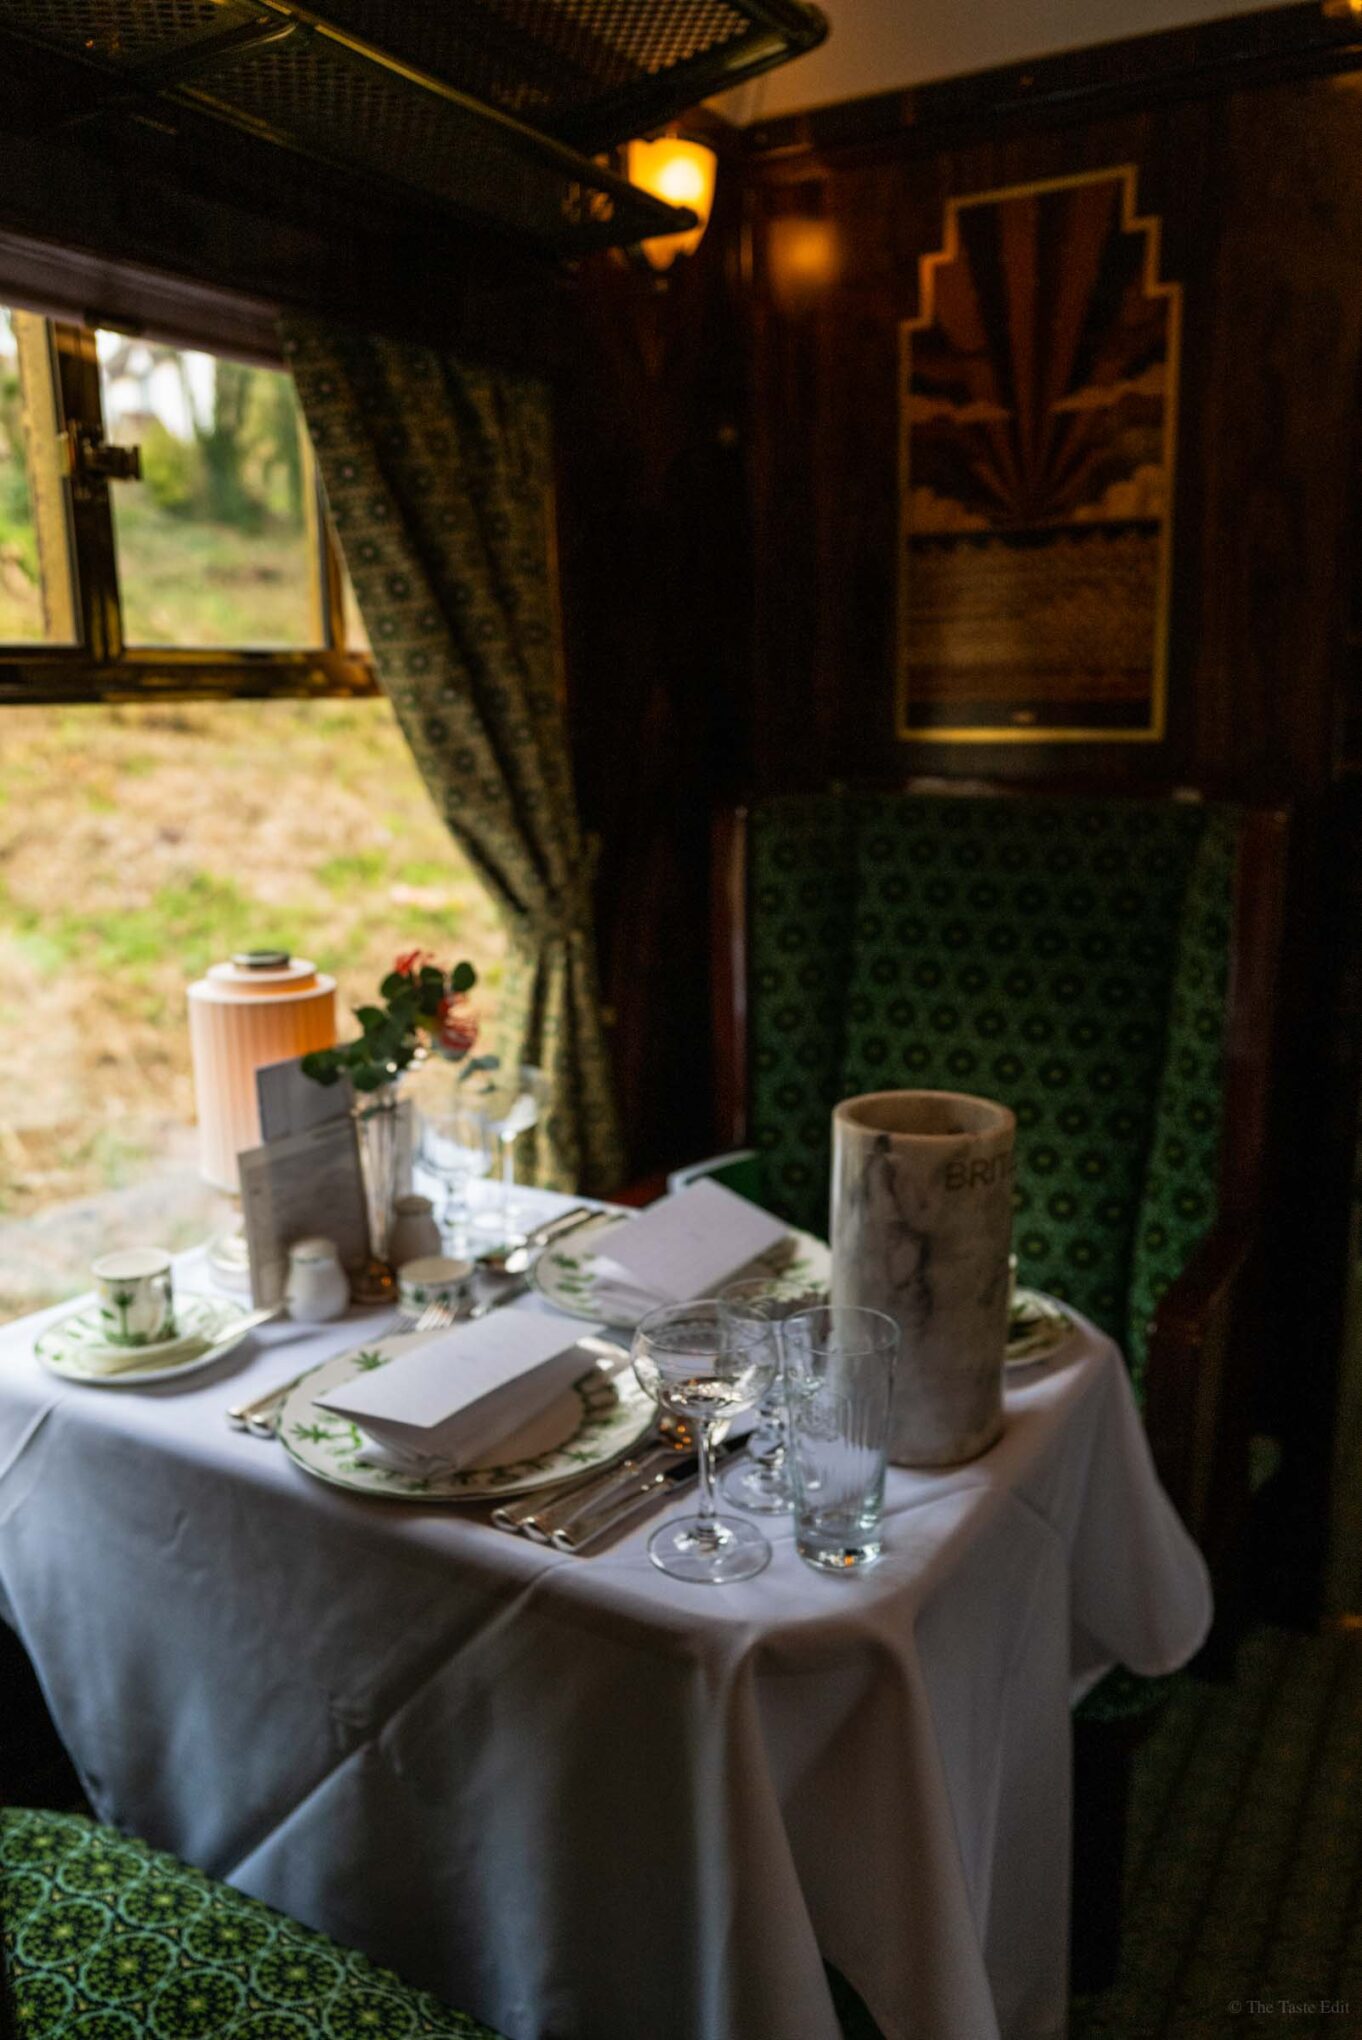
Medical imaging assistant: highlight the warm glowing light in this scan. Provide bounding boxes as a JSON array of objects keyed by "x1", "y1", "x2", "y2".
[
  {"x1": 627, "y1": 137, "x2": 717, "y2": 271},
  {"x1": 767, "y1": 217, "x2": 841, "y2": 310}
]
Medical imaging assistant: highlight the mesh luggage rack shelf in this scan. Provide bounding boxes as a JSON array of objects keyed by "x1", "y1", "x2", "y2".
[{"x1": 0, "y1": 0, "x2": 826, "y2": 251}]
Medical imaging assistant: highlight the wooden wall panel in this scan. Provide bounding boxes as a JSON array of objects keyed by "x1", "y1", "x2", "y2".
[
  {"x1": 744, "y1": 73, "x2": 1362, "y2": 800},
  {"x1": 555, "y1": 161, "x2": 750, "y2": 1176}
]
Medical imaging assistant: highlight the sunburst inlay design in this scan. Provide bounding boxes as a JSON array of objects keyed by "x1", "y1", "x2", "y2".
[{"x1": 897, "y1": 167, "x2": 1181, "y2": 743}]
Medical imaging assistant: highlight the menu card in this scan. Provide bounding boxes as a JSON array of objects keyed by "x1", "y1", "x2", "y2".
[
  {"x1": 593, "y1": 1180, "x2": 788, "y2": 1305},
  {"x1": 238, "y1": 1117, "x2": 370, "y2": 1308},
  {"x1": 317, "y1": 1314, "x2": 598, "y2": 1469}
]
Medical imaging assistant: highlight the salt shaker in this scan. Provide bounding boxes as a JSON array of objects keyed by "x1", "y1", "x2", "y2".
[
  {"x1": 284, "y1": 1237, "x2": 350, "y2": 1324},
  {"x1": 388, "y1": 1194, "x2": 442, "y2": 1266}
]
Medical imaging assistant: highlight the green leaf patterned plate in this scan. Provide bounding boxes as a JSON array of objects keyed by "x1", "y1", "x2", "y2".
[
  {"x1": 1006, "y1": 1288, "x2": 1077, "y2": 1368},
  {"x1": 532, "y1": 1220, "x2": 835, "y2": 1330},
  {"x1": 278, "y1": 1336, "x2": 656, "y2": 1502},
  {"x1": 35, "y1": 1295, "x2": 260, "y2": 1387}
]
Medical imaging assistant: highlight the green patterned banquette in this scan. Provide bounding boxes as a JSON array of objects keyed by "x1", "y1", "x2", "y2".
[
  {"x1": 735, "y1": 792, "x2": 1268, "y2": 1406},
  {"x1": 0, "y1": 1806, "x2": 501, "y2": 2040}
]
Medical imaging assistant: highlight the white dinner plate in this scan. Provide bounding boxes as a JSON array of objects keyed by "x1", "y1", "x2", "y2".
[
  {"x1": 532, "y1": 1219, "x2": 834, "y2": 1330},
  {"x1": 36, "y1": 1295, "x2": 261, "y2": 1386},
  {"x1": 277, "y1": 1335, "x2": 656, "y2": 1502}
]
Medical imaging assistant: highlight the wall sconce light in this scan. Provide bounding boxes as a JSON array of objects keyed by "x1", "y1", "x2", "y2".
[
  {"x1": 626, "y1": 135, "x2": 718, "y2": 271},
  {"x1": 766, "y1": 216, "x2": 841, "y2": 313}
]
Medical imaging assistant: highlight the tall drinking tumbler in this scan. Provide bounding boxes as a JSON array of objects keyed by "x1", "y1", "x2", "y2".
[{"x1": 782, "y1": 1305, "x2": 899, "y2": 1574}]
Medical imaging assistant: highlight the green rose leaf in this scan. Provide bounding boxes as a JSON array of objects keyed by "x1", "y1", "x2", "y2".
[{"x1": 450, "y1": 960, "x2": 477, "y2": 994}]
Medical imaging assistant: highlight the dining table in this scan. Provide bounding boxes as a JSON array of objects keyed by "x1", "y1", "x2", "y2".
[{"x1": 0, "y1": 1183, "x2": 1211, "y2": 2040}]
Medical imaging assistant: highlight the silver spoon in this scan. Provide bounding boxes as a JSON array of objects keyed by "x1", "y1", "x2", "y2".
[{"x1": 474, "y1": 1206, "x2": 603, "y2": 1279}]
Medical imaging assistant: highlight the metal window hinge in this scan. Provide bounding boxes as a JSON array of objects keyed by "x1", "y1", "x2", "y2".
[{"x1": 61, "y1": 424, "x2": 142, "y2": 487}]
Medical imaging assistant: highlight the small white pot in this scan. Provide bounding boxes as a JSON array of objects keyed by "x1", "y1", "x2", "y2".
[{"x1": 285, "y1": 1237, "x2": 351, "y2": 1324}]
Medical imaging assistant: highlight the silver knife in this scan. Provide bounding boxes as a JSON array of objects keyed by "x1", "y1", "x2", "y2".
[
  {"x1": 513, "y1": 1438, "x2": 681, "y2": 1541},
  {"x1": 553, "y1": 1439, "x2": 745, "y2": 1553},
  {"x1": 464, "y1": 1273, "x2": 531, "y2": 1320}
]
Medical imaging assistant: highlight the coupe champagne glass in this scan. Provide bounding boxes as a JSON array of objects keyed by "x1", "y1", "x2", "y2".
[
  {"x1": 717, "y1": 1271, "x2": 831, "y2": 1513},
  {"x1": 419, "y1": 1100, "x2": 492, "y2": 1254},
  {"x1": 631, "y1": 1299, "x2": 776, "y2": 1584}
]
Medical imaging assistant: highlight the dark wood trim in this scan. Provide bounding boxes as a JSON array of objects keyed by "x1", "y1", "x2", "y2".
[
  {"x1": 1143, "y1": 1214, "x2": 1255, "y2": 1545},
  {"x1": 0, "y1": 648, "x2": 377, "y2": 706},
  {"x1": 743, "y1": 2, "x2": 1362, "y2": 165},
  {"x1": 0, "y1": 227, "x2": 283, "y2": 365},
  {"x1": 1219, "y1": 807, "x2": 1291, "y2": 1204},
  {"x1": 711, "y1": 804, "x2": 750, "y2": 1150}
]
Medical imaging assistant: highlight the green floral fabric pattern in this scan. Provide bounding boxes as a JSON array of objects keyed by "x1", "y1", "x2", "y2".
[
  {"x1": 746, "y1": 796, "x2": 857, "y2": 1238},
  {"x1": 746, "y1": 794, "x2": 1238, "y2": 1399},
  {"x1": 1, "y1": 1807, "x2": 501, "y2": 2038},
  {"x1": 282, "y1": 319, "x2": 622, "y2": 1195}
]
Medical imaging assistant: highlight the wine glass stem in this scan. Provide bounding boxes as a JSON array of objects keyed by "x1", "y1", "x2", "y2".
[
  {"x1": 500, "y1": 1134, "x2": 515, "y2": 1204},
  {"x1": 694, "y1": 1419, "x2": 721, "y2": 1551}
]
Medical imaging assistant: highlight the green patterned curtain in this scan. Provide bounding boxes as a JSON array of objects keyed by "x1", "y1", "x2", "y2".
[{"x1": 281, "y1": 318, "x2": 622, "y2": 1194}]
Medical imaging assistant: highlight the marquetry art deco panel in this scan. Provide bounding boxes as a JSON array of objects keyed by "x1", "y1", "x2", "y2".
[{"x1": 897, "y1": 168, "x2": 1181, "y2": 743}]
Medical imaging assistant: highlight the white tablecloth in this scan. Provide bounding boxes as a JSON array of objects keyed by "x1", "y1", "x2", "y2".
[{"x1": 0, "y1": 1193, "x2": 1210, "y2": 2040}]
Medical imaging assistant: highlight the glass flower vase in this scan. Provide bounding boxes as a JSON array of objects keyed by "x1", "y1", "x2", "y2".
[{"x1": 353, "y1": 1081, "x2": 403, "y2": 1303}]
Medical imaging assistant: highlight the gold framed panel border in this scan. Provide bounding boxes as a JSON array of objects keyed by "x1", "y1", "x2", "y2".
[{"x1": 895, "y1": 165, "x2": 1182, "y2": 746}]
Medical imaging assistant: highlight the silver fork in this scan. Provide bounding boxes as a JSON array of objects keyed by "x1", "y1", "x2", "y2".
[{"x1": 411, "y1": 1297, "x2": 460, "y2": 1332}]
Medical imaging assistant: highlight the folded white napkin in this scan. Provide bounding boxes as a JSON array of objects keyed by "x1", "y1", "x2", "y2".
[
  {"x1": 317, "y1": 1314, "x2": 601, "y2": 1473},
  {"x1": 590, "y1": 1180, "x2": 788, "y2": 1305}
]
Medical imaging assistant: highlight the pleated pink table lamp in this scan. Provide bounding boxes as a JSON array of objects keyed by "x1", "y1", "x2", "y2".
[{"x1": 187, "y1": 950, "x2": 338, "y2": 1285}]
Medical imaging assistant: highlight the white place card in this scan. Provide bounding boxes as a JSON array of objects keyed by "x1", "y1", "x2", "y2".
[
  {"x1": 595, "y1": 1180, "x2": 788, "y2": 1304},
  {"x1": 317, "y1": 1314, "x2": 598, "y2": 1469}
]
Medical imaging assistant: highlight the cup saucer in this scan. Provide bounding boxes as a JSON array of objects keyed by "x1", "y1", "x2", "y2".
[{"x1": 36, "y1": 1295, "x2": 256, "y2": 1385}]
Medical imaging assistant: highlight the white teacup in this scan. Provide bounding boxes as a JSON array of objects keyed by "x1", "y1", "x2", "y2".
[
  {"x1": 92, "y1": 1248, "x2": 176, "y2": 1348},
  {"x1": 397, "y1": 1256, "x2": 473, "y2": 1318}
]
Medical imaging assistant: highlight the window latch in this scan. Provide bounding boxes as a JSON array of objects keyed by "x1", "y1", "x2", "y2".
[{"x1": 61, "y1": 423, "x2": 142, "y2": 487}]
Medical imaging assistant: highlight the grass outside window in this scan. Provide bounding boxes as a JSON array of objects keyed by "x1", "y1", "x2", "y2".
[{"x1": 0, "y1": 699, "x2": 504, "y2": 1321}]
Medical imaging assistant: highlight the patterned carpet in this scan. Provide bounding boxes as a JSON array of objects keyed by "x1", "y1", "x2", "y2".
[{"x1": 1073, "y1": 1626, "x2": 1362, "y2": 2038}]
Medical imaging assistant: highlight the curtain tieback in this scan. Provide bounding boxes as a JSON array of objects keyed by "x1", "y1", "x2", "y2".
[{"x1": 510, "y1": 841, "x2": 601, "y2": 947}]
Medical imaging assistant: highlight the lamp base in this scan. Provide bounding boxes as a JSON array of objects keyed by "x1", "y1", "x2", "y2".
[{"x1": 207, "y1": 1224, "x2": 254, "y2": 1294}]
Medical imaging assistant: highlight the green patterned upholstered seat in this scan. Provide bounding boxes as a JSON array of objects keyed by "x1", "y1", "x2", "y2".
[
  {"x1": 0, "y1": 1806, "x2": 501, "y2": 2039},
  {"x1": 745, "y1": 792, "x2": 1239, "y2": 1405}
]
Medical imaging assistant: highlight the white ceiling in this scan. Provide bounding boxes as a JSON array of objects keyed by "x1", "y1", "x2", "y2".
[{"x1": 715, "y1": 0, "x2": 1290, "y2": 121}]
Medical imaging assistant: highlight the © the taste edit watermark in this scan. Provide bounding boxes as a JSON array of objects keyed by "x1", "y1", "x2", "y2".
[{"x1": 1228, "y1": 2000, "x2": 1351, "y2": 2018}]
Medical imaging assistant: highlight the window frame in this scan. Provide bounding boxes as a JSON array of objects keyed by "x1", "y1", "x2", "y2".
[{"x1": 0, "y1": 312, "x2": 376, "y2": 706}]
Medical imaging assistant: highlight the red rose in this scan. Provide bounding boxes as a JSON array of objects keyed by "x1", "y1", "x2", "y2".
[
  {"x1": 437, "y1": 994, "x2": 478, "y2": 1058},
  {"x1": 392, "y1": 948, "x2": 431, "y2": 978}
]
